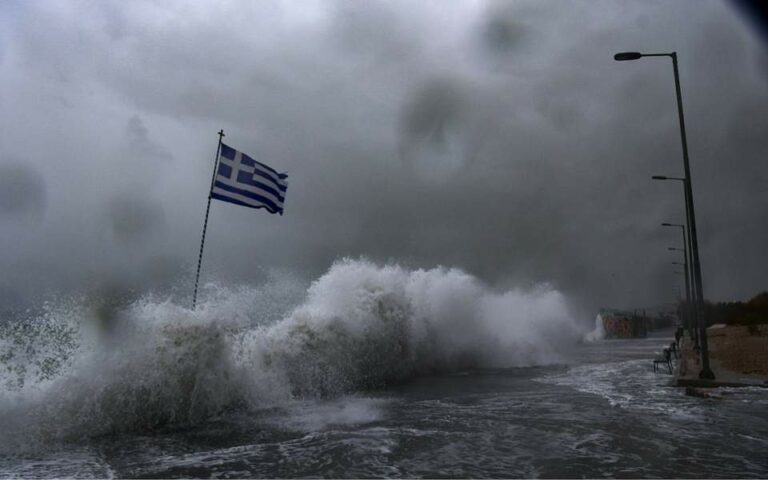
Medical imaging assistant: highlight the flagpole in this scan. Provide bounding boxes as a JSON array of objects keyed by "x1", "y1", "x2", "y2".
[{"x1": 192, "y1": 129, "x2": 225, "y2": 309}]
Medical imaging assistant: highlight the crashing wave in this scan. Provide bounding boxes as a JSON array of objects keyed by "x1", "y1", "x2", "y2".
[
  {"x1": 0, "y1": 259, "x2": 583, "y2": 448},
  {"x1": 583, "y1": 313, "x2": 606, "y2": 342}
]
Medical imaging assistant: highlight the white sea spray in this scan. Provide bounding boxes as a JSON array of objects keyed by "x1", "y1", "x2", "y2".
[{"x1": 0, "y1": 259, "x2": 583, "y2": 451}]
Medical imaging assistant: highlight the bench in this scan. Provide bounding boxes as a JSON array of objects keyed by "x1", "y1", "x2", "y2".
[{"x1": 653, "y1": 348, "x2": 673, "y2": 374}]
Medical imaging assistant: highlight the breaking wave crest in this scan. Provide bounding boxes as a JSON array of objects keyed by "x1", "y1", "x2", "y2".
[
  {"x1": 0, "y1": 259, "x2": 583, "y2": 450},
  {"x1": 584, "y1": 313, "x2": 606, "y2": 342}
]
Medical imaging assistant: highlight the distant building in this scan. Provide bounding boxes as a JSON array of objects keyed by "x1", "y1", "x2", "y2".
[{"x1": 599, "y1": 310, "x2": 649, "y2": 338}]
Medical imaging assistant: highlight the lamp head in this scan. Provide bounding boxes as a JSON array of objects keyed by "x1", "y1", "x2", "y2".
[{"x1": 614, "y1": 52, "x2": 643, "y2": 61}]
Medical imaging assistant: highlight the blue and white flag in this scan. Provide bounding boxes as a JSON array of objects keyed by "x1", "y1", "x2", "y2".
[{"x1": 211, "y1": 143, "x2": 288, "y2": 215}]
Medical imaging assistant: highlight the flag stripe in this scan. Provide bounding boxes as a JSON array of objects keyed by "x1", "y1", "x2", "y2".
[
  {"x1": 236, "y1": 148, "x2": 286, "y2": 179},
  {"x1": 211, "y1": 192, "x2": 280, "y2": 214},
  {"x1": 239, "y1": 152, "x2": 289, "y2": 187},
  {"x1": 249, "y1": 166, "x2": 288, "y2": 193},
  {"x1": 212, "y1": 180, "x2": 282, "y2": 214},
  {"x1": 235, "y1": 170, "x2": 285, "y2": 202},
  {"x1": 215, "y1": 174, "x2": 284, "y2": 206}
]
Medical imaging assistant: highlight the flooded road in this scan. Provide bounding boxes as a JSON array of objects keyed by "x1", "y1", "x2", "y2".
[{"x1": 2, "y1": 332, "x2": 766, "y2": 478}]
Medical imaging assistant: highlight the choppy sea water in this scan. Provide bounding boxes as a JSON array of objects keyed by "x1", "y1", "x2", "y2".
[{"x1": 1, "y1": 260, "x2": 766, "y2": 478}]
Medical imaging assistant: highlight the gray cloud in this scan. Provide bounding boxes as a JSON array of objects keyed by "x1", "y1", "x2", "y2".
[
  {"x1": 0, "y1": 162, "x2": 46, "y2": 222},
  {"x1": 106, "y1": 193, "x2": 166, "y2": 245},
  {"x1": 126, "y1": 116, "x2": 173, "y2": 163},
  {"x1": 0, "y1": 0, "x2": 765, "y2": 318}
]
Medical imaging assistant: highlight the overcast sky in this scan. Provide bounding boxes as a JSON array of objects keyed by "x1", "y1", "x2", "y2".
[{"x1": 0, "y1": 0, "x2": 766, "y2": 318}]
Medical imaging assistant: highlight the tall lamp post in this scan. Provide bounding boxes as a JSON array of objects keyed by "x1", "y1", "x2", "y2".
[
  {"x1": 672, "y1": 259, "x2": 698, "y2": 347},
  {"x1": 663, "y1": 222, "x2": 698, "y2": 347},
  {"x1": 655, "y1": 178, "x2": 694, "y2": 296},
  {"x1": 615, "y1": 51, "x2": 714, "y2": 379},
  {"x1": 656, "y1": 180, "x2": 698, "y2": 340}
]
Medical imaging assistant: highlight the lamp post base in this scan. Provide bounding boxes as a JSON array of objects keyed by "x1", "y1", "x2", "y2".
[{"x1": 698, "y1": 367, "x2": 715, "y2": 380}]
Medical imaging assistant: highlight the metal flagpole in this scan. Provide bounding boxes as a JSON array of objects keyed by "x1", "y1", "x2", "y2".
[{"x1": 192, "y1": 129, "x2": 225, "y2": 309}]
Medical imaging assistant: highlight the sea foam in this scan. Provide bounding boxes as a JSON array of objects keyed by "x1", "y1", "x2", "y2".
[{"x1": 0, "y1": 258, "x2": 583, "y2": 449}]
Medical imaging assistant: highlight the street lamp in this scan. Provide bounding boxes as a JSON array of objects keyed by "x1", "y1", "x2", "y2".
[
  {"x1": 668, "y1": 248, "x2": 687, "y2": 317},
  {"x1": 665, "y1": 219, "x2": 698, "y2": 347},
  {"x1": 616, "y1": 51, "x2": 714, "y2": 379},
  {"x1": 659, "y1": 192, "x2": 707, "y2": 362},
  {"x1": 661, "y1": 232, "x2": 699, "y2": 334},
  {"x1": 655, "y1": 177, "x2": 692, "y2": 279},
  {"x1": 672, "y1": 255, "x2": 693, "y2": 335},
  {"x1": 657, "y1": 183, "x2": 697, "y2": 330},
  {"x1": 614, "y1": 52, "x2": 643, "y2": 61}
]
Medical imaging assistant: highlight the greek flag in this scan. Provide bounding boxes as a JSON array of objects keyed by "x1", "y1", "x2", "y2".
[{"x1": 211, "y1": 143, "x2": 288, "y2": 215}]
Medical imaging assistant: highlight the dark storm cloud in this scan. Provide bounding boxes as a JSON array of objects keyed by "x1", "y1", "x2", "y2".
[{"x1": 0, "y1": 0, "x2": 765, "y2": 316}]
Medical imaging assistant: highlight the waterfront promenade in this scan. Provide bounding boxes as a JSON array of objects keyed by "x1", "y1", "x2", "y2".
[{"x1": 675, "y1": 324, "x2": 768, "y2": 388}]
